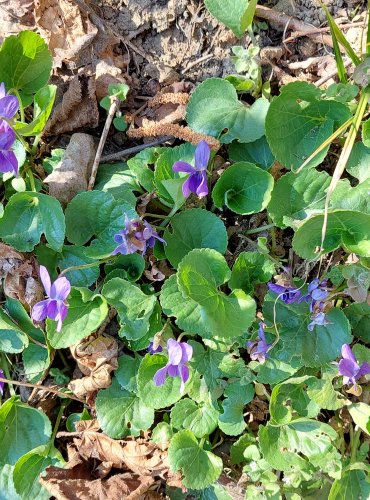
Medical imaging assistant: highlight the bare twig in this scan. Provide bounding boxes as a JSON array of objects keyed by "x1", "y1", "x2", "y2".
[
  {"x1": 181, "y1": 54, "x2": 213, "y2": 75},
  {"x1": 0, "y1": 376, "x2": 86, "y2": 404},
  {"x1": 88, "y1": 96, "x2": 119, "y2": 190},
  {"x1": 100, "y1": 136, "x2": 174, "y2": 163},
  {"x1": 314, "y1": 59, "x2": 352, "y2": 87},
  {"x1": 255, "y1": 5, "x2": 338, "y2": 49},
  {"x1": 283, "y1": 21, "x2": 364, "y2": 44}
]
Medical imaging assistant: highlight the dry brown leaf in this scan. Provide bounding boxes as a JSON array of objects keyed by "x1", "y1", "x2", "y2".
[
  {"x1": 43, "y1": 133, "x2": 96, "y2": 206},
  {"x1": 35, "y1": 0, "x2": 97, "y2": 68},
  {"x1": 72, "y1": 432, "x2": 170, "y2": 477},
  {"x1": 95, "y1": 59, "x2": 128, "y2": 101},
  {"x1": 0, "y1": 0, "x2": 35, "y2": 43},
  {"x1": 41, "y1": 459, "x2": 155, "y2": 500},
  {"x1": 0, "y1": 244, "x2": 44, "y2": 310},
  {"x1": 44, "y1": 76, "x2": 99, "y2": 136},
  {"x1": 68, "y1": 335, "x2": 118, "y2": 401}
]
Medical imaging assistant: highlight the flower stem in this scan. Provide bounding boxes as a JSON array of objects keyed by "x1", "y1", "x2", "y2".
[
  {"x1": 27, "y1": 167, "x2": 37, "y2": 192},
  {"x1": 51, "y1": 400, "x2": 68, "y2": 442},
  {"x1": 59, "y1": 256, "x2": 117, "y2": 277},
  {"x1": 160, "y1": 205, "x2": 179, "y2": 227},
  {"x1": 350, "y1": 427, "x2": 362, "y2": 463},
  {"x1": 0, "y1": 353, "x2": 15, "y2": 397},
  {"x1": 244, "y1": 223, "x2": 275, "y2": 235},
  {"x1": 14, "y1": 90, "x2": 25, "y2": 123}
]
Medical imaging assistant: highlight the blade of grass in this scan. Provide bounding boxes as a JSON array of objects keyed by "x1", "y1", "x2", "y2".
[
  {"x1": 367, "y1": 5, "x2": 370, "y2": 54},
  {"x1": 293, "y1": 117, "x2": 353, "y2": 174},
  {"x1": 327, "y1": 16, "x2": 348, "y2": 82},
  {"x1": 322, "y1": 4, "x2": 361, "y2": 65},
  {"x1": 319, "y1": 88, "x2": 370, "y2": 255}
]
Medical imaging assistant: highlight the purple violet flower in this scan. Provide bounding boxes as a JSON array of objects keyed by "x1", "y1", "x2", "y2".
[
  {"x1": 246, "y1": 323, "x2": 272, "y2": 363},
  {"x1": 338, "y1": 344, "x2": 370, "y2": 389},
  {"x1": 300, "y1": 278, "x2": 329, "y2": 311},
  {"x1": 148, "y1": 341, "x2": 163, "y2": 354},
  {"x1": 172, "y1": 140, "x2": 210, "y2": 198},
  {"x1": 0, "y1": 369, "x2": 5, "y2": 396},
  {"x1": 268, "y1": 282, "x2": 301, "y2": 304},
  {"x1": 32, "y1": 266, "x2": 71, "y2": 332},
  {"x1": 307, "y1": 311, "x2": 330, "y2": 331},
  {"x1": 0, "y1": 82, "x2": 19, "y2": 120},
  {"x1": 153, "y1": 338, "x2": 193, "y2": 395},
  {"x1": 112, "y1": 214, "x2": 165, "y2": 256},
  {"x1": 0, "y1": 121, "x2": 18, "y2": 176}
]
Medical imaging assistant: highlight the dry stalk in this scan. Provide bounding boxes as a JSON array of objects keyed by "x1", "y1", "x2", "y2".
[{"x1": 127, "y1": 123, "x2": 220, "y2": 150}]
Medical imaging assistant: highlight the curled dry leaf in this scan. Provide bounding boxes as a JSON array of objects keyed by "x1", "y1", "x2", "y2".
[
  {"x1": 68, "y1": 335, "x2": 118, "y2": 401},
  {"x1": 44, "y1": 133, "x2": 96, "y2": 206},
  {"x1": 71, "y1": 431, "x2": 169, "y2": 476},
  {"x1": 40, "y1": 449, "x2": 155, "y2": 500},
  {"x1": 0, "y1": 243, "x2": 44, "y2": 310},
  {"x1": 34, "y1": 0, "x2": 119, "y2": 68},
  {"x1": 44, "y1": 75, "x2": 99, "y2": 136}
]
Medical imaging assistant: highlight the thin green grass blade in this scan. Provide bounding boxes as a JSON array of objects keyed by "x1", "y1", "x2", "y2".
[
  {"x1": 322, "y1": 5, "x2": 361, "y2": 66},
  {"x1": 330, "y1": 25, "x2": 348, "y2": 83},
  {"x1": 367, "y1": 5, "x2": 370, "y2": 55}
]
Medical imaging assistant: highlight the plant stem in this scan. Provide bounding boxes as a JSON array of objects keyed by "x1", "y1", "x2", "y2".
[
  {"x1": 160, "y1": 205, "x2": 179, "y2": 227},
  {"x1": 143, "y1": 213, "x2": 169, "y2": 219},
  {"x1": 350, "y1": 427, "x2": 362, "y2": 463},
  {"x1": 0, "y1": 353, "x2": 15, "y2": 397},
  {"x1": 27, "y1": 167, "x2": 36, "y2": 192},
  {"x1": 14, "y1": 90, "x2": 25, "y2": 123},
  {"x1": 59, "y1": 256, "x2": 116, "y2": 277},
  {"x1": 51, "y1": 400, "x2": 68, "y2": 442},
  {"x1": 244, "y1": 223, "x2": 275, "y2": 235}
]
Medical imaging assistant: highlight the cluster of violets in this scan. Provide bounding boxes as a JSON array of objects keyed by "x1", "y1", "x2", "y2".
[
  {"x1": 0, "y1": 82, "x2": 19, "y2": 177},
  {"x1": 268, "y1": 278, "x2": 330, "y2": 330}
]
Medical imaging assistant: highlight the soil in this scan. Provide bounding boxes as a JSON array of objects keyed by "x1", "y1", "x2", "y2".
[{"x1": 91, "y1": 0, "x2": 367, "y2": 93}]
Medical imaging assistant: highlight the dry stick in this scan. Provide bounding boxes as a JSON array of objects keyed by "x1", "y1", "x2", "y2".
[
  {"x1": 315, "y1": 59, "x2": 353, "y2": 87},
  {"x1": 283, "y1": 21, "x2": 364, "y2": 43},
  {"x1": 88, "y1": 96, "x2": 119, "y2": 191},
  {"x1": 255, "y1": 5, "x2": 337, "y2": 49},
  {"x1": 100, "y1": 136, "x2": 174, "y2": 163},
  {"x1": 181, "y1": 54, "x2": 213, "y2": 75},
  {"x1": 0, "y1": 376, "x2": 86, "y2": 404}
]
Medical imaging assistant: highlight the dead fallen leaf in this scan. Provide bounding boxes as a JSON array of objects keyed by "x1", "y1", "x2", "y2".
[
  {"x1": 44, "y1": 132, "x2": 96, "y2": 206},
  {"x1": 95, "y1": 59, "x2": 128, "y2": 101},
  {"x1": 68, "y1": 335, "x2": 118, "y2": 403},
  {"x1": 0, "y1": 244, "x2": 44, "y2": 310},
  {"x1": 0, "y1": 0, "x2": 35, "y2": 43},
  {"x1": 41, "y1": 452, "x2": 155, "y2": 500},
  {"x1": 44, "y1": 75, "x2": 99, "y2": 136},
  {"x1": 70, "y1": 432, "x2": 169, "y2": 477}
]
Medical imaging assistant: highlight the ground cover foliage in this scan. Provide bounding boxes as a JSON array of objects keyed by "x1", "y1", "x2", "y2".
[{"x1": 0, "y1": 2, "x2": 369, "y2": 499}]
